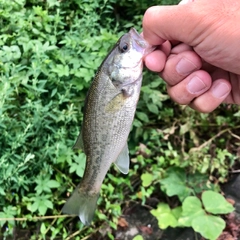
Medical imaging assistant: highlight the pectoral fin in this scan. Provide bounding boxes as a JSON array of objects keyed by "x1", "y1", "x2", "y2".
[
  {"x1": 105, "y1": 86, "x2": 134, "y2": 113},
  {"x1": 73, "y1": 131, "x2": 84, "y2": 151},
  {"x1": 114, "y1": 143, "x2": 129, "y2": 174},
  {"x1": 105, "y1": 93, "x2": 125, "y2": 113}
]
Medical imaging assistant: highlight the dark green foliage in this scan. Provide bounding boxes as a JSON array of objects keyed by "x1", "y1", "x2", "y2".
[{"x1": 0, "y1": 0, "x2": 239, "y2": 239}]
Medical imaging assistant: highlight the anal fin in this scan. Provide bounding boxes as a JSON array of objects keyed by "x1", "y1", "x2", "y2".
[{"x1": 114, "y1": 143, "x2": 130, "y2": 174}]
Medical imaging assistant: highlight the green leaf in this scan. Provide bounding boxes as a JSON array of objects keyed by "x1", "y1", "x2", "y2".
[
  {"x1": 141, "y1": 173, "x2": 153, "y2": 187},
  {"x1": 151, "y1": 203, "x2": 171, "y2": 216},
  {"x1": 44, "y1": 200, "x2": 53, "y2": 209},
  {"x1": 178, "y1": 196, "x2": 205, "y2": 227},
  {"x1": 47, "y1": 0, "x2": 60, "y2": 8},
  {"x1": 69, "y1": 154, "x2": 86, "y2": 177},
  {"x1": 160, "y1": 167, "x2": 192, "y2": 201},
  {"x1": 0, "y1": 187, "x2": 5, "y2": 195},
  {"x1": 0, "y1": 206, "x2": 17, "y2": 227},
  {"x1": 133, "y1": 235, "x2": 144, "y2": 240},
  {"x1": 233, "y1": 110, "x2": 240, "y2": 117},
  {"x1": 40, "y1": 222, "x2": 46, "y2": 235},
  {"x1": 192, "y1": 215, "x2": 225, "y2": 240},
  {"x1": 147, "y1": 103, "x2": 159, "y2": 114},
  {"x1": 30, "y1": 201, "x2": 39, "y2": 213},
  {"x1": 136, "y1": 112, "x2": 149, "y2": 122},
  {"x1": 38, "y1": 203, "x2": 48, "y2": 216},
  {"x1": 51, "y1": 64, "x2": 69, "y2": 77},
  {"x1": 187, "y1": 172, "x2": 213, "y2": 194},
  {"x1": 47, "y1": 180, "x2": 60, "y2": 189},
  {"x1": 151, "y1": 203, "x2": 178, "y2": 229},
  {"x1": 172, "y1": 206, "x2": 182, "y2": 219},
  {"x1": 202, "y1": 190, "x2": 234, "y2": 214},
  {"x1": 0, "y1": 212, "x2": 7, "y2": 227}
]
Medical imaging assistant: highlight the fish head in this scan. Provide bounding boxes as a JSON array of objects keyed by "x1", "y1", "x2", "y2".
[
  {"x1": 116, "y1": 28, "x2": 153, "y2": 66},
  {"x1": 107, "y1": 28, "x2": 154, "y2": 88}
]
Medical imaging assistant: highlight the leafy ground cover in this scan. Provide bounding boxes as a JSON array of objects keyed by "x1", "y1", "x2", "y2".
[{"x1": 0, "y1": 0, "x2": 239, "y2": 239}]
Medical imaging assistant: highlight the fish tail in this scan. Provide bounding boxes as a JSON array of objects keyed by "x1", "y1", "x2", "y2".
[{"x1": 62, "y1": 187, "x2": 99, "y2": 225}]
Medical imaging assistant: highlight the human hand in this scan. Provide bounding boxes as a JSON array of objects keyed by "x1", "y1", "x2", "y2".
[{"x1": 142, "y1": 0, "x2": 240, "y2": 112}]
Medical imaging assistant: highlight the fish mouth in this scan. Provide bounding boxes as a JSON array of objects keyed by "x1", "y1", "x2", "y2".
[{"x1": 130, "y1": 28, "x2": 155, "y2": 56}]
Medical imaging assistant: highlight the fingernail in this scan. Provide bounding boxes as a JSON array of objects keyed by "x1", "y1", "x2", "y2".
[
  {"x1": 187, "y1": 76, "x2": 207, "y2": 94},
  {"x1": 176, "y1": 58, "x2": 198, "y2": 76},
  {"x1": 212, "y1": 82, "x2": 230, "y2": 98}
]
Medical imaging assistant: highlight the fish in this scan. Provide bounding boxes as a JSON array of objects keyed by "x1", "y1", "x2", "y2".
[{"x1": 62, "y1": 28, "x2": 154, "y2": 225}]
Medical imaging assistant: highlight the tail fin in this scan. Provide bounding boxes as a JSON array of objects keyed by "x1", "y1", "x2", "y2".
[{"x1": 62, "y1": 187, "x2": 99, "y2": 225}]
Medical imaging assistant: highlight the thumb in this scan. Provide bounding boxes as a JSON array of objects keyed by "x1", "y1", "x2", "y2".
[{"x1": 142, "y1": 3, "x2": 202, "y2": 46}]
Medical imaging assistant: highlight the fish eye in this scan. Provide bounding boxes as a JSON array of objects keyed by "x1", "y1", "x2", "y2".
[{"x1": 119, "y1": 42, "x2": 129, "y2": 53}]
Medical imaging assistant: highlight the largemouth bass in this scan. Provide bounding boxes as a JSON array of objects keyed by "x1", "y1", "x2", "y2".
[{"x1": 62, "y1": 28, "x2": 154, "y2": 225}]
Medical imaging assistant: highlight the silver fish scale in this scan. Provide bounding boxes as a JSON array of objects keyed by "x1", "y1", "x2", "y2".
[{"x1": 80, "y1": 70, "x2": 141, "y2": 193}]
